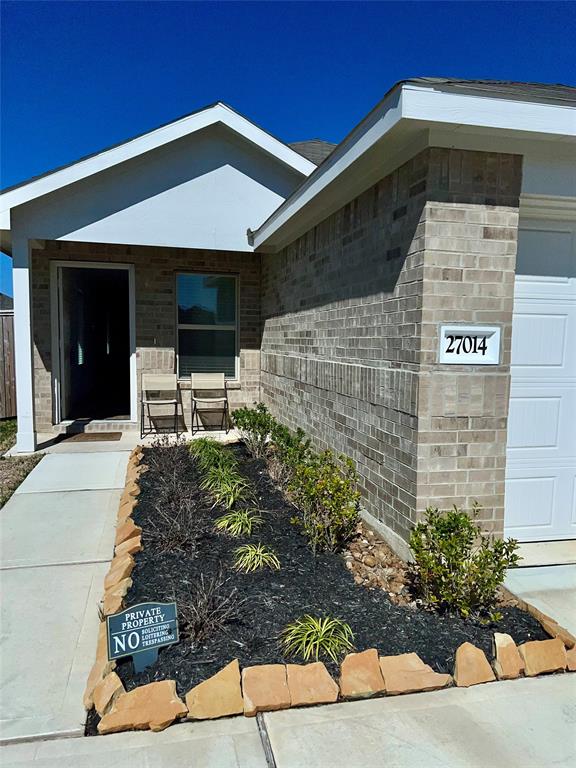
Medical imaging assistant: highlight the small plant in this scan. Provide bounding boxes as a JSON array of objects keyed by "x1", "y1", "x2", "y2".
[
  {"x1": 146, "y1": 496, "x2": 201, "y2": 554},
  {"x1": 233, "y1": 543, "x2": 281, "y2": 572},
  {"x1": 280, "y1": 615, "x2": 354, "y2": 663},
  {"x1": 268, "y1": 422, "x2": 311, "y2": 487},
  {"x1": 233, "y1": 403, "x2": 274, "y2": 459},
  {"x1": 214, "y1": 508, "x2": 263, "y2": 537},
  {"x1": 190, "y1": 437, "x2": 236, "y2": 472},
  {"x1": 178, "y1": 571, "x2": 245, "y2": 645},
  {"x1": 290, "y1": 450, "x2": 360, "y2": 553},
  {"x1": 201, "y1": 463, "x2": 254, "y2": 509},
  {"x1": 410, "y1": 504, "x2": 521, "y2": 621}
]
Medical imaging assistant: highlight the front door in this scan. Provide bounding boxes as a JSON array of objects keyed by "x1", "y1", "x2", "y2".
[
  {"x1": 58, "y1": 265, "x2": 131, "y2": 421},
  {"x1": 505, "y1": 219, "x2": 576, "y2": 541}
]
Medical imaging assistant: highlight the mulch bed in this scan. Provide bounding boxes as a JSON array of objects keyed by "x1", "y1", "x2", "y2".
[
  {"x1": 0, "y1": 454, "x2": 43, "y2": 508},
  {"x1": 111, "y1": 442, "x2": 547, "y2": 704}
]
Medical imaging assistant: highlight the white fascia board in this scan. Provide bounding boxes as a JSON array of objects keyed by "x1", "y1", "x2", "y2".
[
  {"x1": 401, "y1": 85, "x2": 576, "y2": 137},
  {"x1": 0, "y1": 103, "x2": 315, "y2": 222},
  {"x1": 251, "y1": 88, "x2": 404, "y2": 250},
  {"x1": 252, "y1": 84, "x2": 576, "y2": 251}
]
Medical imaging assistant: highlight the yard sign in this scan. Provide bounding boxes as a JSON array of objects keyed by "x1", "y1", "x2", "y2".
[{"x1": 106, "y1": 601, "x2": 179, "y2": 673}]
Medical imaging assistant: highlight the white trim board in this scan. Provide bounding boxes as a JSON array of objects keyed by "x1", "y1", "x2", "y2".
[
  {"x1": 0, "y1": 103, "x2": 315, "y2": 233},
  {"x1": 252, "y1": 83, "x2": 576, "y2": 251},
  {"x1": 50, "y1": 261, "x2": 137, "y2": 424}
]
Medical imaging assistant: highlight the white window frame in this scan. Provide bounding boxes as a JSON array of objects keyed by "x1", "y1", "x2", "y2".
[{"x1": 175, "y1": 272, "x2": 239, "y2": 381}]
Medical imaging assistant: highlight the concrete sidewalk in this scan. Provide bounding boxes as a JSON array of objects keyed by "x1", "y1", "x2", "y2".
[
  {"x1": 506, "y1": 564, "x2": 576, "y2": 635},
  {"x1": 0, "y1": 448, "x2": 130, "y2": 743}
]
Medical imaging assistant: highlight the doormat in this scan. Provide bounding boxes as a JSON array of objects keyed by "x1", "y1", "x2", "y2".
[{"x1": 65, "y1": 432, "x2": 123, "y2": 442}]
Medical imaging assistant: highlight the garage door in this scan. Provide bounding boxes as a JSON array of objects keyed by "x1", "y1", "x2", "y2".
[{"x1": 505, "y1": 219, "x2": 576, "y2": 541}]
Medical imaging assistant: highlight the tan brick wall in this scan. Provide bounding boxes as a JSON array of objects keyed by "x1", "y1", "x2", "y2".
[
  {"x1": 31, "y1": 241, "x2": 261, "y2": 432},
  {"x1": 261, "y1": 147, "x2": 522, "y2": 541}
]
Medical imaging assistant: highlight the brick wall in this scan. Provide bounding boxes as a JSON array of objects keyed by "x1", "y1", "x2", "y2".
[
  {"x1": 31, "y1": 241, "x2": 261, "y2": 432},
  {"x1": 261, "y1": 147, "x2": 522, "y2": 542}
]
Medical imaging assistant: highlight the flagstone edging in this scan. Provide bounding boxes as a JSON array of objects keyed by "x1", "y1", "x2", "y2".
[{"x1": 82, "y1": 445, "x2": 576, "y2": 735}]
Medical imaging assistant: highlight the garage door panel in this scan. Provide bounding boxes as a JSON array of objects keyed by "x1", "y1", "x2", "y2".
[
  {"x1": 505, "y1": 468, "x2": 576, "y2": 541},
  {"x1": 505, "y1": 219, "x2": 576, "y2": 542},
  {"x1": 510, "y1": 303, "x2": 574, "y2": 377},
  {"x1": 507, "y1": 387, "x2": 575, "y2": 458}
]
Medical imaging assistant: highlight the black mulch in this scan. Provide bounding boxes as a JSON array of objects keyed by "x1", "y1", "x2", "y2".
[{"x1": 111, "y1": 442, "x2": 547, "y2": 702}]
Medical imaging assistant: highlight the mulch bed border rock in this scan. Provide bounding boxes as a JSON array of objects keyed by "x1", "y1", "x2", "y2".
[{"x1": 83, "y1": 444, "x2": 576, "y2": 736}]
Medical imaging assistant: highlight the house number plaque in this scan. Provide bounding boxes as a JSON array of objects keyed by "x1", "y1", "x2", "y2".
[{"x1": 438, "y1": 325, "x2": 501, "y2": 365}]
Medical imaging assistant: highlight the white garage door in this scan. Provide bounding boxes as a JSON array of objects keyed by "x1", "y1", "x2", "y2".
[{"x1": 505, "y1": 219, "x2": 576, "y2": 542}]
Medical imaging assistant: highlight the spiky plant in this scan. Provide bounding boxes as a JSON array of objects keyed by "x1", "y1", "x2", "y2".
[
  {"x1": 280, "y1": 615, "x2": 354, "y2": 663},
  {"x1": 190, "y1": 438, "x2": 237, "y2": 473},
  {"x1": 201, "y1": 464, "x2": 254, "y2": 510},
  {"x1": 233, "y1": 543, "x2": 281, "y2": 573},
  {"x1": 214, "y1": 509, "x2": 263, "y2": 537}
]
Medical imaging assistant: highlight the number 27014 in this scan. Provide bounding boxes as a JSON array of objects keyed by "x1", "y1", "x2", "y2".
[{"x1": 445, "y1": 334, "x2": 487, "y2": 355}]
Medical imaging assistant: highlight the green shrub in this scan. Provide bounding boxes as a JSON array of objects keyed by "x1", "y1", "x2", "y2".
[
  {"x1": 233, "y1": 543, "x2": 281, "y2": 572},
  {"x1": 409, "y1": 504, "x2": 521, "y2": 621},
  {"x1": 214, "y1": 508, "x2": 263, "y2": 537},
  {"x1": 280, "y1": 615, "x2": 354, "y2": 663},
  {"x1": 232, "y1": 403, "x2": 274, "y2": 459},
  {"x1": 290, "y1": 451, "x2": 360, "y2": 553},
  {"x1": 268, "y1": 422, "x2": 311, "y2": 487}
]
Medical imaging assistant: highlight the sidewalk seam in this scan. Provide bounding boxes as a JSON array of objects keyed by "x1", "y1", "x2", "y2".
[{"x1": 256, "y1": 713, "x2": 277, "y2": 768}]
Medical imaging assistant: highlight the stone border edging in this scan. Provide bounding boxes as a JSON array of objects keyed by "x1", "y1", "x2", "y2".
[{"x1": 82, "y1": 446, "x2": 576, "y2": 736}]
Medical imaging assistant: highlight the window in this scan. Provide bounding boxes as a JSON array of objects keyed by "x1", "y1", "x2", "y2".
[{"x1": 177, "y1": 273, "x2": 238, "y2": 378}]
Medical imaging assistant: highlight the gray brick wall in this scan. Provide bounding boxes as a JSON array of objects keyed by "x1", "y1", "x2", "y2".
[
  {"x1": 31, "y1": 241, "x2": 261, "y2": 432},
  {"x1": 261, "y1": 147, "x2": 522, "y2": 542}
]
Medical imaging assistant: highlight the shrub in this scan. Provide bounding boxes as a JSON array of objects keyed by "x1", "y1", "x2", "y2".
[
  {"x1": 214, "y1": 508, "x2": 263, "y2": 537},
  {"x1": 233, "y1": 543, "x2": 281, "y2": 573},
  {"x1": 280, "y1": 615, "x2": 354, "y2": 663},
  {"x1": 268, "y1": 422, "x2": 311, "y2": 487},
  {"x1": 178, "y1": 571, "x2": 245, "y2": 645},
  {"x1": 409, "y1": 504, "x2": 521, "y2": 621},
  {"x1": 233, "y1": 403, "x2": 274, "y2": 459},
  {"x1": 290, "y1": 451, "x2": 360, "y2": 553},
  {"x1": 146, "y1": 496, "x2": 202, "y2": 554}
]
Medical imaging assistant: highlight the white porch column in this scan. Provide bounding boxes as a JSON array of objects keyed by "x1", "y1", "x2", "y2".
[{"x1": 12, "y1": 235, "x2": 37, "y2": 452}]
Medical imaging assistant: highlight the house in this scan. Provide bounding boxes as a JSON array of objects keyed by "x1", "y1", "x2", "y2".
[{"x1": 1, "y1": 78, "x2": 575, "y2": 553}]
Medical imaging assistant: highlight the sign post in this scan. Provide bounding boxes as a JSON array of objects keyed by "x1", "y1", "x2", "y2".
[{"x1": 106, "y1": 601, "x2": 179, "y2": 673}]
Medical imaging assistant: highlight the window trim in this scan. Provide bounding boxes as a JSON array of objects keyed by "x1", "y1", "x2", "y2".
[{"x1": 175, "y1": 271, "x2": 240, "y2": 381}]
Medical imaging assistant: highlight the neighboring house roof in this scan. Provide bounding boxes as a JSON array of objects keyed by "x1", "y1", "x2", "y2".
[
  {"x1": 0, "y1": 101, "x2": 316, "y2": 249},
  {"x1": 0, "y1": 294, "x2": 13, "y2": 311},
  {"x1": 289, "y1": 140, "x2": 336, "y2": 165},
  {"x1": 251, "y1": 77, "x2": 576, "y2": 251}
]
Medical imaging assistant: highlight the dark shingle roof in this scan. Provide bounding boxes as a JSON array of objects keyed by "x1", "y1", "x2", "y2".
[
  {"x1": 406, "y1": 77, "x2": 576, "y2": 104},
  {"x1": 289, "y1": 139, "x2": 337, "y2": 165}
]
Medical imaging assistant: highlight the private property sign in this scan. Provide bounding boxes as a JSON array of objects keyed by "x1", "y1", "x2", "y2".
[{"x1": 107, "y1": 601, "x2": 179, "y2": 672}]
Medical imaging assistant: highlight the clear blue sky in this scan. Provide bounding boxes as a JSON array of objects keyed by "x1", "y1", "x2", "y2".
[{"x1": 1, "y1": 0, "x2": 575, "y2": 295}]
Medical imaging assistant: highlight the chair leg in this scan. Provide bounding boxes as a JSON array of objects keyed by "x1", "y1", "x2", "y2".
[{"x1": 140, "y1": 398, "x2": 144, "y2": 440}]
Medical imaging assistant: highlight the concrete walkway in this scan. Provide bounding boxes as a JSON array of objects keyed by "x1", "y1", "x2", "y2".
[
  {"x1": 0, "y1": 446, "x2": 130, "y2": 743},
  {"x1": 506, "y1": 564, "x2": 576, "y2": 635}
]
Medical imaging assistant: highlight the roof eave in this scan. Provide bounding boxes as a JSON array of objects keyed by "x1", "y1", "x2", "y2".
[{"x1": 252, "y1": 83, "x2": 576, "y2": 252}]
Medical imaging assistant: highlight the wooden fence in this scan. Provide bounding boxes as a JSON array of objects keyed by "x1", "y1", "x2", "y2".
[{"x1": 0, "y1": 311, "x2": 16, "y2": 419}]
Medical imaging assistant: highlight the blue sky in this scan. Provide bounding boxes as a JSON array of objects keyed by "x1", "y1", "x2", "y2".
[{"x1": 1, "y1": 0, "x2": 575, "y2": 295}]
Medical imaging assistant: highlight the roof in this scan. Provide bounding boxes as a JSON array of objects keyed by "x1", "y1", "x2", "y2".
[
  {"x1": 251, "y1": 77, "x2": 576, "y2": 251},
  {"x1": 289, "y1": 139, "x2": 336, "y2": 165},
  {"x1": 406, "y1": 77, "x2": 576, "y2": 104},
  {"x1": 0, "y1": 101, "x2": 316, "y2": 236}
]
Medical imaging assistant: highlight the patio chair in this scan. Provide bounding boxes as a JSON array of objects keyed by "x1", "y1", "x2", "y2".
[
  {"x1": 140, "y1": 373, "x2": 181, "y2": 439},
  {"x1": 190, "y1": 373, "x2": 230, "y2": 434}
]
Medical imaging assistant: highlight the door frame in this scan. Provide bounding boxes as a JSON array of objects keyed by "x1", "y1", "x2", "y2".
[{"x1": 50, "y1": 260, "x2": 137, "y2": 423}]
